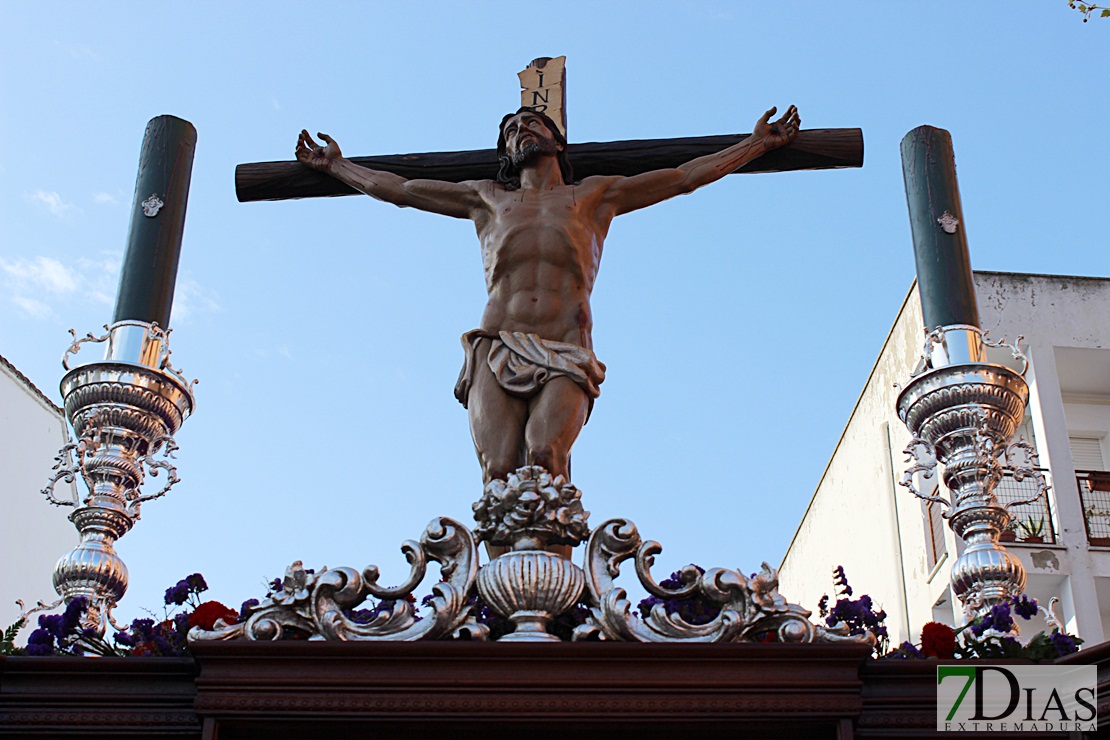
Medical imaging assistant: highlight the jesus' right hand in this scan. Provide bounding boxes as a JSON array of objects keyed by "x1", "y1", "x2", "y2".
[{"x1": 296, "y1": 130, "x2": 343, "y2": 172}]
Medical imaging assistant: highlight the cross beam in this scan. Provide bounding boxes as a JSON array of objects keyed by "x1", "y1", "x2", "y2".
[{"x1": 235, "y1": 128, "x2": 862, "y2": 203}]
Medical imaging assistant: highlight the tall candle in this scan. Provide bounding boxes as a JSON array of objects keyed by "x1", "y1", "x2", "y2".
[
  {"x1": 112, "y1": 115, "x2": 197, "y2": 328},
  {"x1": 900, "y1": 126, "x2": 979, "y2": 330}
]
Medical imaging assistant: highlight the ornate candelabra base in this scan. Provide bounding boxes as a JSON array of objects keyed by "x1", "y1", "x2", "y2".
[
  {"x1": 40, "y1": 321, "x2": 196, "y2": 634},
  {"x1": 898, "y1": 327, "x2": 1048, "y2": 623}
]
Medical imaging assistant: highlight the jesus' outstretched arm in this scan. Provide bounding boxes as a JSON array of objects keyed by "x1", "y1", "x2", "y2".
[
  {"x1": 598, "y1": 105, "x2": 800, "y2": 216},
  {"x1": 296, "y1": 130, "x2": 486, "y2": 220}
]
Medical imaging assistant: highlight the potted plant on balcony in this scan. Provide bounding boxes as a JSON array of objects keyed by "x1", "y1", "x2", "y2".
[
  {"x1": 999, "y1": 519, "x2": 1017, "y2": 542},
  {"x1": 1017, "y1": 516, "x2": 1045, "y2": 544},
  {"x1": 1083, "y1": 506, "x2": 1110, "y2": 547}
]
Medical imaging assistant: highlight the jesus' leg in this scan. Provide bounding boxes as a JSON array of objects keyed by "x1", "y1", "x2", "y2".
[
  {"x1": 524, "y1": 376, "x2": 589, "y2": 481},
  {"x1": 467, "y1": 340, "x2": 528, "y2": 484},
  {"x1": 519, "y1": 377, "x2": 589, "y2": 558}
]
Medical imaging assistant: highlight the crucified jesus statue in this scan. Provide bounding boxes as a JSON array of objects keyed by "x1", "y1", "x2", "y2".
[{"x1": 296, "y1": 105, "x2": 800, "y2": 487}]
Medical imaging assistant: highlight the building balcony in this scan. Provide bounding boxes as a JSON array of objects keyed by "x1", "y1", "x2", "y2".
[
  {"x1": 1078, "y1": 470, "x2": 1110, "y2": 548},
  {"x1": 995, "y1": 468, "x2": 1057, "y2": 545}
]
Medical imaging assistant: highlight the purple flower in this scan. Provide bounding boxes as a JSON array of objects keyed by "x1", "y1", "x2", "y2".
[
  {"x1": 1012, "y1": 594, "x2": 1038, "y2": 620},
  {"x1": 635, "y1": 591, "x2": 720, "y2": 626},
  {"x1": 344, "y1": 606, "x2": 382, "y2": 624},
  {"x1": 889, "y1": 640, "x2": 925, "y2": 659},
  {"x1": 129, "y1": 618, "x2": 155, "y2": 641},
  {"x1": 164, "y1": 580, "x2": 191, "y2": 606},
  {"x1": 113, "y1": 630, "x2": 135, "y2": 647},
  {"x1": 827, "y1": 595, "x2": 880, "y2": 634},
  {"x1": 185, "y1": 573, "x2": 208, "y2": 593},
  {"x1": 238, "y1": 598, "x2": 259, "y2": 622},
  {"x1": 971, "y1": 602, "x2": 1015, "y2": 636},
  {"x1": 162, "y1": 573, "x2": 209, "y2": 607},
  {"x1": 25, "y1": 628, "x2": 55, "y2": 656},
  {"x1": 989, "y1": 603, "x2": 1015, "y2": 633},
  {"x1": 820, "y1": 571, "x2": 889, "y2": 655},
  {"x1": 658, "y1": 566, "x2": 703, "y2": 590},
  {"x1": 61, "y1": 597, "x2": 87, "y2": 632},
  {"x1": 170, "y1": 612, "x2": 191, "y2": 654},
  {"x1": 634, "y1": 567, "x2": 718, "y2": 626},
  {"x1": 1048, "y1": 631, "x2": 1079, "y2": 656},
  {"x1": 151, "y1": 633, "x2": 173, "y2": 655},
  {"x1": 37, "y1": 613, "x2": 65, "y2": 639}
]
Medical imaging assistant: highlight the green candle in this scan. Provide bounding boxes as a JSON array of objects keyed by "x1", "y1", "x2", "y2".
[
  {"x1": 900, "y1": 126, "x2": 980, "y2": 330},
  {"x1": 112, "y1": 115, "x2": 197, "y2": 328}
]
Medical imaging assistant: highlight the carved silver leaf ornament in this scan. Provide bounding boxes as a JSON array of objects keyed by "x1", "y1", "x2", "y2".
[
  {"x1": 192, "y1": 517, "x2": 483, "y2": 642},
  {"x1": 473, "y1": 465, "x2": 590, "y2": 548},
  {"x1": 190, "y1": 465, "x2": 876, "y2": 646},
  {"x1": 573, "y1": 518, "x2": 866, "y2": 644}
]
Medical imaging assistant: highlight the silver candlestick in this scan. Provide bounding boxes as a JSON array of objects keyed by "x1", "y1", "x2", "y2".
[
  {"x1": 41, "y1": 320, "x2": 196, "y2": 634},
  {"x1": 898, "y1": 325, "x2": 1048, "y2": 623}
]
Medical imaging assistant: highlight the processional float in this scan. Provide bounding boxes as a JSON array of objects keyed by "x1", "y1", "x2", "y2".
[{"x1": 34, "y1": 61, "x2": 1042, "y2": 644}]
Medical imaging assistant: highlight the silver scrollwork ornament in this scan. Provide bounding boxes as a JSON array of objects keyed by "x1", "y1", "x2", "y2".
[
  {"x1": 573, "y1": 518, "x2": 871, "y2": 645},
  {"x1": 192, "y1": 467, "x2": 874, "y2": 646},
  {"x1": 191, "y1": 517, "x2": 482, "y2": 642}
]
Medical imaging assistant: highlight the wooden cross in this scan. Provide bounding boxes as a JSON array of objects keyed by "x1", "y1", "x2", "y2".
[{"x1": 235, "y1": 58, "x2": 862, "y2": 203}]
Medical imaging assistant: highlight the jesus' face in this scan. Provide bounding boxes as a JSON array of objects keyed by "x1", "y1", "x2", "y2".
[{"x1": 503, "y1": 112, "x2": 560, "y2": 167}]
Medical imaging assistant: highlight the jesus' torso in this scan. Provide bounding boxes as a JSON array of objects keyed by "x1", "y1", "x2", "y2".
[{"x1": 471, "y1": 178, "x2": 617, "y2": 350}]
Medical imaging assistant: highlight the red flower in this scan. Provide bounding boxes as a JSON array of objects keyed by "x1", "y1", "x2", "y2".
[
  {"x1": 189, "y1": 601, "x2": 238, "y2": 631},
  {"x1": 920, "y1": 621, "x2": 956, "y2": 658}
]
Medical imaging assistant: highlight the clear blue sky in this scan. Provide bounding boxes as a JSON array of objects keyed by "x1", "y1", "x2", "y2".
[{"x1": 2, "y1": 2, "x2": 1107, "y2": 618}]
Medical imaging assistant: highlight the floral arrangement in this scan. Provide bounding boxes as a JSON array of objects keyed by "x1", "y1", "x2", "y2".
[
  {"x1": 3, "y1": 573, "x2": 241, "y2": 657},
  {"x1": 888, "y1": 594, "x2": 1082, "y2": 661},
  {"x1": 814, "y1": 567, "x2": 1082, "y2": 661},
  {"x1": 817, "y1": 566, "x2": 889, "y2": 654}
]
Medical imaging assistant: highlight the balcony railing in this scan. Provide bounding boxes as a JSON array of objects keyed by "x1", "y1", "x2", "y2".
[
  {"x1": 995, "y1": 469, "x2": 1057, "y2": 545},
  {"x1": 1077, "y1": 470, "x2": 1110, "y2": 547}
]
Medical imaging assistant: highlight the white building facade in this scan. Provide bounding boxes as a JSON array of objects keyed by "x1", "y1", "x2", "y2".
[
  {"x1": 780, "y1": 272, "x2": 1110, "y2": 648},
  {"x1": 0, "y1": 355, "x2": 77, "y2": 632}
]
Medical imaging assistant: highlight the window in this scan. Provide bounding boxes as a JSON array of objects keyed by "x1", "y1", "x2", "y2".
[
  {"x1": 1070, "y1": 436, "x2": 1106, "y2": 472},
  {"x1": 923, "y1": 497, "x2": 946, "y2": 570}
]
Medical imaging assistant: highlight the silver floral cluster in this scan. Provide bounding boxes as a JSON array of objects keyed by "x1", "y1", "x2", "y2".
[{"x1": 472, "y1": 466, "x2": 590, "y2": 548}]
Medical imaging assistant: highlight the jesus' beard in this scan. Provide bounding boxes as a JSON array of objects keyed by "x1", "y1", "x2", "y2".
[{"x1": 510, "y1": 137, "x2": 558, "y2": 169}]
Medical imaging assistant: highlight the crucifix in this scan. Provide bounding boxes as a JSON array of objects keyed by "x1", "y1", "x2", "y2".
[{"x1": 236, "y1": 58, "x2": 862, "y2": 498}]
